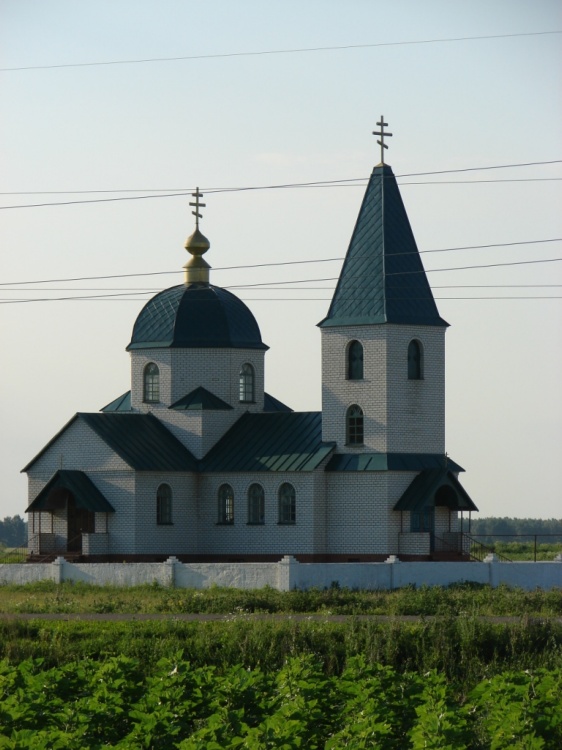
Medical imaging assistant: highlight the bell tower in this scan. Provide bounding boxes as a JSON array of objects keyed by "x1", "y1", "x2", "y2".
[{"x1": 318, "y1": 119, "x2": 449, "y2": 456}]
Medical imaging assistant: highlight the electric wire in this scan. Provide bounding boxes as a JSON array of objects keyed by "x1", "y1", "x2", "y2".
[
  {"x1": 1, "y1": 160, "x2": 560, "y2": 210},
  {"x1": 2, "y1": 30, "x2": 559, "y2": 72},
  {"x1": 0, "y1": 239, "x2": 560, "y2": 288}
]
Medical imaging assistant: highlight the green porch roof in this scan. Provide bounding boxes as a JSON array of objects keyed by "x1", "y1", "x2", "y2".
[
  {"x1": 201, "y1": 412, "x2": 335, "y2": 472},
  {"x1": 26, "y1": 470, "x2": 115, "y2": 513},
  {"x1": 393, "y1": 468, "x2": 478, "y2": 512},
  {"x1": 319, "y1": 164, "x2": 448, "y2": 329},
  {"x1": 326, "y1": 453, "x2": 464, "y2": 472},
  {"x1": 170, "y1": 386, "x2": 233, "y2": 411}
]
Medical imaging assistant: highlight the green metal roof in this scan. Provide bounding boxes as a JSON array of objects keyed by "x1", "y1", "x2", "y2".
[
  {"x1": 127, "y1": 284, "x2": 269, "y2": 351},
  {"x1": 393, "y1": 468, "x2": 478, "y2": 512},
  {"x1": 319, "y1": 164, "x2": 449, "y2": 329},
  {"x1": 325, "y1": 453, "x2": 464, "y2": 472},
  {"x1": 263, "y1": 392, "x2": 293, "y2": 413},
  {"x1": 201, "y1": 412, "x2": 335, "y2": 472},
  {"x1": 170, "y1": 387, "x2": 233, "y2": 411},
  {"x1": 26, "y1": 470, "x2": 115, "y2": 513},
  {"x1": 23, "y1": 413, "x2": 198, "y2": 473},
  {"x1": 101, "y1": 391, "x2": 132, "y2": 412},
  {"x1": 80, "y1": 413, "x2": 198, "y2": 471}
]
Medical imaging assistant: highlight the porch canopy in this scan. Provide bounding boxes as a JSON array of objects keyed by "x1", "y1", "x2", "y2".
[
  {"x1": 26, "y1": 470, "x2": 115, "y2": 513},
  {"x1": 393, "y1": 468, "x2": 478, "y2": 513}
]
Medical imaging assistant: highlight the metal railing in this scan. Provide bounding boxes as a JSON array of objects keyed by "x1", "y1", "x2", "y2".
[
  {"x1": 0, "y1": 533, "x2": 85, "y2": 564},
  {"x1": 433, "y1": 532, "x2": 512, "y2": 562}
]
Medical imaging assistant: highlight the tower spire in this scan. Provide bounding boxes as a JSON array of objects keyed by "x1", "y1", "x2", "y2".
[{"x1": 184, "y1": 187, "x2": 211, "y2": 286}]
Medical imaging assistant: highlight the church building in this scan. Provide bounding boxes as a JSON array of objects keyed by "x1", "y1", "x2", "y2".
[{"x1": 24, "y1": 123, "x2": 478, "y2": 562}]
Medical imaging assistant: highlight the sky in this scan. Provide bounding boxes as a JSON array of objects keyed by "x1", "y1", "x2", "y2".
[{"x1": 1, "y1": 0, "x2": 561, "y2": 520}]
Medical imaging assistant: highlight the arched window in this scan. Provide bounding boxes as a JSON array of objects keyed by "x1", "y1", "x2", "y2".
[
  {"x1": 218, "y1": 483, "x2": 234, "y2": 524},
  {"x1": 346, "y1": 404, "x2": 364, "y2": 445},
  {"x1": 347, "y1": 340, "x2": 364, "y2": 380},
  {"x1": 407, "y1": 340, "x2": 423, "y2": 380},
  {"x1": 143, "y1": 362, "x2": 160, "y2": 403},
  {"x1": 248, "y1": 483, "x2": 265, "y2": 524},
  {"x1": 278, "y1": 483, "x2": 296, "y2": 524},
  {"x1": 239, "y1": 363, "x2": 255, "y2": 403},
  {"x1": 156, "y1": 483, "x2": 172, "y2": 525}
]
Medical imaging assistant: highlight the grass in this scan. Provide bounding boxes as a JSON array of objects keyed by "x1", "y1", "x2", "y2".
[{"x1": 0, "y1": 580, "x2": 561, "y2": 616}]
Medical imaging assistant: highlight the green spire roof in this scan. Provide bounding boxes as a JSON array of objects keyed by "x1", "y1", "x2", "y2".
[{"x1": 319, "y1": 164, "x2": 448, "y2": 328}]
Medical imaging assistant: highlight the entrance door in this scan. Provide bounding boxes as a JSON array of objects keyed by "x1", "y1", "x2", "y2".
[{"x1": 67, "y1": 496, "x2": 94, "y2": 552}]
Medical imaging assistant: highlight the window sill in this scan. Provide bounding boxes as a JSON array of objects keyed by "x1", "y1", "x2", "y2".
[
  {"x1": 156, "y1": 522, "x2": 173, "y2": 526},
  {"x1": 239, "y1": 400, "x2": 256, "y2": 404},
  {"x1": 277, "y1": 521, "x2": 296, "y2": 525},
  {"x1": 216, "y1": 521, "x2": 234, "y2": 526},
  {"x1": 247, "y1": 521, "x2": 265, "y2": 525}
]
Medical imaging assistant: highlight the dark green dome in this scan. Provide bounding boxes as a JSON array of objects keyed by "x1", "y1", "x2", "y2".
[{"x1": 127, "y1": 284, "x2": 268, "y2": 351}]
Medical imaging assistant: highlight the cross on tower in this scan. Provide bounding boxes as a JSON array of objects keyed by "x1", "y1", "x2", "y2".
[
  {"x1": 372, "y1": 116, "x2": 393, "y2": 164},
  {"x1": 189, "y1": 187, "x2": 206, "y2": 229}
]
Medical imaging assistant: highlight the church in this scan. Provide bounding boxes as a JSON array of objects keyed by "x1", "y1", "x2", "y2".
[{"x1": 24, "y1": 123, "x2": 478, "y2": 562}]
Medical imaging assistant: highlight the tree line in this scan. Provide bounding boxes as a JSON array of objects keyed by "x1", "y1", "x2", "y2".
[
  {"x1": 0, "y1": 515, "x2": 27, "y2": 547},
  {"x1": 470, "y1": 516, "x2": 562, "y2": 541}
]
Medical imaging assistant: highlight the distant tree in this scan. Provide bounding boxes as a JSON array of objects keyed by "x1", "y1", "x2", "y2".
[
  {"x1": 0, "y1": 516, "x2": 27, "y2": 547},
  {"x1": 470, "y1": 517, "x2": 562, "y2": 542}
]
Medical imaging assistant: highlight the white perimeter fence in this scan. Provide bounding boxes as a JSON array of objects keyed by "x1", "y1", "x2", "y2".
[{"x1": 1, "y1": 555, "x2": 561, "y2": 591}]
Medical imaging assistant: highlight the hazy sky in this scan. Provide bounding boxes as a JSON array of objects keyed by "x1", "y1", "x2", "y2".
[{"x1": 1, "y1": 1, "x2": 561, "y2": 520}]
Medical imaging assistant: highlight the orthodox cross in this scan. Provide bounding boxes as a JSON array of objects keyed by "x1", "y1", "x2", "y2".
[
  {"x1": 189, "y1": 187, "x2": 206, "y2": 229},
  {"x1": 372, "y1": 116, "x2": 393, "y2": 163}
]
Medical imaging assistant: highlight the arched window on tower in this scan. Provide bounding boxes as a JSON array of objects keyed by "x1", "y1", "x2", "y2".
[
  {"x1": 143, "y1": 363, "x2": 160, "y2": 403},
  {"x1": 278, "y1": 483, "x2": 296, "y2": 524},
  {"x1": 156, "y1": 483, "x2": 172, "y2": 525},
  {"x1": 247, "y1": 483, "x2": 265, "y2": 524},
  {"x1": 407, "y1": 340, "x2": 423, "y2": 380},
  {"x1": 218, "y1": 483, "x2": 234, "y2": 524},
  {"x1": 346, "y1": 404, "x2": 364, "y2": 445},
  {"x1": 239, "y1": 363, "x2": 255, "y2": 403},
  {"x1": 347, "y1": 340, "x2": 364, "y2": 380}
]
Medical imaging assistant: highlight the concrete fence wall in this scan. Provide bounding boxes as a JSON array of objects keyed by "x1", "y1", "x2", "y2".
[{"x1": 0, "y1": 556, "x2": 561, "y2": 591}]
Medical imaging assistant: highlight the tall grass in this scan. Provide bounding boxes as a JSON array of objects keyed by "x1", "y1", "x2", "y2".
[
  {"x1": 0, "y1": 580, "x2": 561, "y2": 616},
  {"x1": 1, "y1": 616, "x2": 561, "y2": 695}
]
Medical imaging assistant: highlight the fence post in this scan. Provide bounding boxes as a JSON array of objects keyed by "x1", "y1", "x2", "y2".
[
  {"x1": 278, "y1": 555, "x2": 297, "y2": 591},
  {"x1": 165, "y1": 556, "x2": 178, "y2": 588},
  {"x1": 52, "y1": 556, "x2": 65, "y2": 584},
  {"x1": 385, "y1": 555, "x2": 400, "y2": 590}
]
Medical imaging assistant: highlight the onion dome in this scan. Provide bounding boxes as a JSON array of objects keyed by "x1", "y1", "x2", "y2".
[{"x1": 127, "y1": 189, "x2": 268, "y2": 351}]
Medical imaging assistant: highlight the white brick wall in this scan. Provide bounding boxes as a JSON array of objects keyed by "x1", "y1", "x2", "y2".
[{"x1": 321, "y1": 324, "x2": 445, "y2": 453}]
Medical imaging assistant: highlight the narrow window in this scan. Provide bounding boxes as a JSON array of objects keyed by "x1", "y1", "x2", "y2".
[
  {"x1": 156, "y1": 483, "x2": 172, "y2": 524},
  {"x1": 278, "y1": 483, "x2": 296, "y2": 524},
  {"x1": 346, "y1": 404, "x2": 364, "y2": 445},
  {"x1": 347, "y1": 340, "x2": 364, "y2": 380},
  {"x1": 248, "y1": 483, "x2": 265, "y2": 524},
  {"x1": 143, "y1": 362, "x2": 160, "y2": 403},
  {"x1": 218, "y1": 483, "x2": 234, "y2": 524},
  {"x1": 239, "y1": 363, "x2": 255, "y2": 403},
  {"x1": 407, "y1": 340, "x2": 422, "y2": 380}
]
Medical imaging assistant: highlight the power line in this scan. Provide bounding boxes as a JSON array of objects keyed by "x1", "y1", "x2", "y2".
[
  {"x1": 0, "y1": 239, "x2": 560, "y2": 287},
  {"x1": 1, "y1": 161, "x2": 560, "y2": 210},
  {"x1": 2, "y1": 30, "x2": 560, "y2": 73},
  {"x1": 3, "y1": 159, "x2": 560, "y2": 196},
  {"x1": 1, "y1": 258, "x2": 560, "y2": 304}
]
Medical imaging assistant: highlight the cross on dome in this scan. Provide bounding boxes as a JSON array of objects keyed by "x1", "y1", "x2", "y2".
[
  {"x1": 189, "y1": 187, "x2": 206, "y2": 229},
  {"x1": 372, "y1": 116, "x2": 393, "y2": 164}
]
